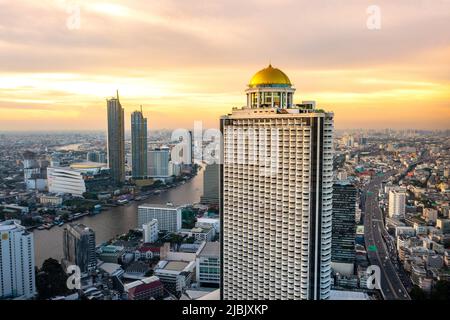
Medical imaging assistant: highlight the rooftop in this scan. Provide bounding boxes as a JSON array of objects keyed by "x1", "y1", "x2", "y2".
[
  {"x1": 163, "y1": 261, "x2": 189, "y2": 271},
  {"x1": 198, "y1": 242, "x2": 220, "y2": 258},
  {"x1": 139, "y1": 203, "x2": 184, "y2": 210}
]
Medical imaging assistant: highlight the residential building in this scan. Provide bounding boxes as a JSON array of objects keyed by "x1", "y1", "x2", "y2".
[
  {"x1": 0, "y1": 220, "x2": 36, "y2": 299},
  {"x1": 423, "y1": 208, "x2": 438, "y2": 224},
  {"x1": 200, "y1": 163, "x2": 220, "y2": 206},
  {"x1": 138, "y1": 204, "x2": 183, "y2": 233},
  {"x1": 437, "y1": 218, "x2": 450, "y2": 233},
  {"x1": 147, "y1": 147, "x2": 171, "y2": 179},
  {"x1": 143, "y1": 219, "x2": 159, "y2": 243},
  {"x1": 331, "y1": 181, "x2": 357, "y2": 276},
  {"x1": 131, "y1": 107, "x2": 148, "y2": 179},
  {"x1": 389, "y1": 189, "x2": 406, "y2": 218}
]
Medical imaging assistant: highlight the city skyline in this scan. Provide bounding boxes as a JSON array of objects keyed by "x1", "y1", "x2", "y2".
[
  {"x1": 0, "y1": 0, "x2": 449, "y2": 131},
  {"x1": 0, "y1": 0, "x2": 450, "y2": 305}
]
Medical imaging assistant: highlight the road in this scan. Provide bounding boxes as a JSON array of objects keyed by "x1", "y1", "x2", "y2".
[{"x1": 363, "y1": 171, "x2": 410, "y2": 300}]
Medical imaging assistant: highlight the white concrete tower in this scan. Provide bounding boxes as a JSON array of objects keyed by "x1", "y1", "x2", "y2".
[
  {"x1": 221, "y1": 65, "x2": 334, "y2": 300},
  {"x1": 0, "y1": 220, "x2": 36, "y2": 299}
]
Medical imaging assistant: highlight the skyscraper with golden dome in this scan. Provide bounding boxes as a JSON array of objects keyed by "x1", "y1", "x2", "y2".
[{"x1": 220, "y1": 65, "x2": 334, "y2": 300}]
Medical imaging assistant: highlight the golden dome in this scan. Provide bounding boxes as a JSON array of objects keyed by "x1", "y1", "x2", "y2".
[{"x1": 249, "y1": 64, "x2": 291, "y2": 87}]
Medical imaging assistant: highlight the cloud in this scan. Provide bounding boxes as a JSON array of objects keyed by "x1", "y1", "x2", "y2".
[{"x1": 0, "y1": 0, "x2": 449, "y2": 130}]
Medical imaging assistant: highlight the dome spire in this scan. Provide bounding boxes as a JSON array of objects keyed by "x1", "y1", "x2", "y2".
[{"x1": 249, "y1": 64, "x2": 291, "y2": 87}]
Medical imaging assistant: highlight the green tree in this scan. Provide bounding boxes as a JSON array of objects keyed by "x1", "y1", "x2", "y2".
[
  {"x1": 182, "y1": 208, "x2": 197, "y2": 229},
  {"x1": 36, "y1": 258, "x2": 71, "y2": 299},
  {"x1": 430, "y1": 280, "x2": 450, "y2": 300},
  {"x1": 409, "y1": 285, "x2": 427, "y2": 300}
]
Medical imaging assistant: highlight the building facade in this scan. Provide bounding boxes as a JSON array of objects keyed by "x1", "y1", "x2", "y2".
[
  {"x1": 221, "y1": 65, "x2": 334, "y2": 300},
  {"x1": 47, "y1": 163, "x2": 110, "y2": 196},
  {"x1": 47, "y1": 167, "x2": 86, "y2": 196},
  {"x1": 200, "y1": 163, "x2": 220, "y2": 207},
  {"x1": 331, "y1": 181, "x2": 357, "y2": 276},
  {"x1": 389, "y1": 189, "x2": 406, "y2": 218},
  {"x1": 131, "y1": 108, "x2": 148, "y2": 179},
  {"x1": 147, "y1": 147, "x2": 171, "y2": 178},
  {"x1": 23, "y1": 151, "x2": 48, "y2": 191},
  {"x1": 196, "y1": 242, "x2": 220, "y2": 287},
  {"x1": 143, "y1": 219, "x2": 159, "y2": 243},
  {"x1": 0, "y1": 220, "x2": 36, "y2": 299},
  {"x1": 138, "y1": 204, "x2": 183, "y2": 233},
  {"x1": 107, "y1": 91, "x2": 125, "y2": 185},
  {"x1": 124, "y1": 276, "x2": 164, "y2": 300},
  {"x1": 63, "y1": 223, "x2": 96, "y2": 273},
  {"x1": 86, "y1": 151, "x2": 106, "y2": 164}
]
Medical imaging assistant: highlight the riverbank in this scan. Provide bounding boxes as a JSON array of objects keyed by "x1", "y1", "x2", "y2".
[{"x1": 33, "y1": 166, "x2": 204, "y2": 267}]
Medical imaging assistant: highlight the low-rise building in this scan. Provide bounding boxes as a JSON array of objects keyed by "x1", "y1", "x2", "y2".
[
  {"x1": 39, "y1": 194, "x2": 63, "y2": 206},
  {"x1": 154, "y1": 260, "x2": 195, "y2": 294},
  {"x1": 436, "y1": 218, "x2": 450, "y2": 234},
  {"x1": 196, "y1": 242, "x2": 220, "y2": 287},
  {"x1": 97, "y1": 245, "x2": 125, "y2": 264},
  {"x1": 124, "y1": 276, "x2": 164, "y2": 300}
]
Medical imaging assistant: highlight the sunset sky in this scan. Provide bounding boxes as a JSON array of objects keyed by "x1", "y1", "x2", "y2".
[{"x1": 0, "y1": 0, "x2": 449, "y2": 131}]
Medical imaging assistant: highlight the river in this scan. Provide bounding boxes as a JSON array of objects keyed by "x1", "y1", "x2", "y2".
[{"x1": 33, "y1": 167, "x2": 204, "y2": 267}]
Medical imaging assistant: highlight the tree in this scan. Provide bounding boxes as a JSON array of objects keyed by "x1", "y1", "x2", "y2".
[
  {"x1": 36, "y1": 258, "x2": 71, "y2": 299},
  {"x1": 182, "y1": 208, "x2": 197, "y2": 229},
  {"x1": 430, "y1": 280, "x2": 450, "y2": 300},
  {"x1": 409, "y1": 285, "x2": 427, "y2": 300}
]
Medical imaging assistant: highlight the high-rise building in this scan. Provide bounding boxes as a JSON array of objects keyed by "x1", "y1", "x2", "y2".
[
  {"x1": 23, "y1": 151, "x2": 48, "y2": 191},
  {"x1": 142, "y1": 219, "x2": 159, "y2": 243},
  {"x1": 147, "y1": 147, "x2": 171, "y2": 178},
  {"x1": 87, "y1": 151, "x2": 107, "y2": 164},
  {"x1": 221, "y1": 65, "x2": 334, "y2": 300},
  {"x1": 131, "y1": 107, "x2": 148, "y2": 179},
  {"x1": 200, "y1": 163, "x2": 220, "y2": 207},
  {"x1": 388, "y1": 189, "x2": 406, "y2": 218},
  {"x1": 62, "y1": 223, "x2": 96, "y2": 274},
  {"x1": 107, "y1": 91, "x2": 125, "y2": 185},
  {"x1": 138, "y1": 204, "x2": 183, "y2": 233},
  {"x1": 331, "y1": 181, "x2": 357, "y2": 276},
  {"x1": 0, "y1": 220, "x2": 36, "y2": 299}
]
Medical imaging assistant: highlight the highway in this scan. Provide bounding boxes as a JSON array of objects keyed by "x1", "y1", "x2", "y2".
[{"x1": 363, "y1": 171, "x2": 411, "y2": 300}]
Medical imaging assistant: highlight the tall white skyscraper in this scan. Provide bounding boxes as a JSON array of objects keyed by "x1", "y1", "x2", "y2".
[
  {"x1": 221, "y1": 65, "x2": 334, "y2": 300},
  {"x1": 389, "y1": 189, "x2": 406, "y2": 218},
  {"x1": 0, "y1": 220, "x2": 36, "y2": 299}
]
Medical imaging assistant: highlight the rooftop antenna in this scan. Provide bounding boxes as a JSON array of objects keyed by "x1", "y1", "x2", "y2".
[
  {"x1": 116, "y1": 89, "x2": 119, "y2": 100},
  {"x1": 140, "y1": 105, "x2": 143, "y2": 113}
]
